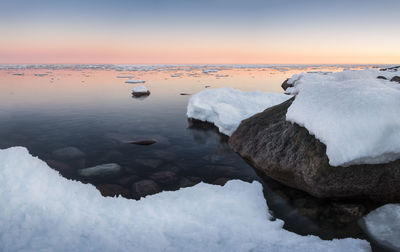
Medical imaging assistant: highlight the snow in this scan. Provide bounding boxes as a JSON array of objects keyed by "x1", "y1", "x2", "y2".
[
  {"x1": 187, "y1": 87, "x2": 292, "y2": 136},
  {"x1": 286, "y1": 69, "x2": 400, "y2": 166},
  {"x1": 132, "y1": 86, "x2": 148, "y2": 93},
  {"x1": 125, "y1": 79, "x2": 146, "y2": 84},
  {"x1": 361, "y1": 204, "x2": 400, "y2": 251},
  {"x1": 0, "y1": 147, "x2": 370, "y2": 252}
]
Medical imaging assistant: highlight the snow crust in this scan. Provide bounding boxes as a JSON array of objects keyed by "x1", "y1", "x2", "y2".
[
  {"x1": 286, "y1": 69, "x2": 400, "y2": 166},
  {"x1": 361, "y1": 204, "x2": 400, "y2": 251},
  {"x1": 132, "y1": 86, "x2": 148, "y2": 93},
  {"x1": 187, "y1": 87, "x2": 292, "y2": 136},
  {"x1": 0, "y1": 147, "x2": 370, "y2": 252}
]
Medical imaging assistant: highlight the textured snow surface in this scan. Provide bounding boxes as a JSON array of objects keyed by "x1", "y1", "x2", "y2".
[
  {"x1": 187, "y1": 87, "x2": 291, "y2": 136},
  {"x1": 286, "y1": 69, "x2": 400, "y2": 166},
  {"x1": 362, "y1": 204, "x2": 400, "y2": 251},
  {"x1": 133, "y1": 86, "x2": 148, "y2": 93},
  {"x1": 0, "y1": 147, "x2": 370, "y2": 252}
]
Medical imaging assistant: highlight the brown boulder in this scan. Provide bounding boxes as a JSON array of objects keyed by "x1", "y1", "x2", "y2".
[
  {"x1": 229, "y1": 98, "x2": 400, "y2": 203},
  {"x1": 281, "y1": 78, "x2": 293, "y2": 91}
]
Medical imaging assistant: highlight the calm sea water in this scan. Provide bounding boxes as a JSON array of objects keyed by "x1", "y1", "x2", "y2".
[{"x1": 0, "y1": 65, "x2": 385, "y2": 248}]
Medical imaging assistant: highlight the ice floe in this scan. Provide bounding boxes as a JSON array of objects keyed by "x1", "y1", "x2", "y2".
[
  {"x1": 125, "y1": 79, "x2": 146, "y2": 84},
  {"x1": 361, "y1": 204, "x2": 400, "y2": 251},
  {"x1": 285, "y1": 69, "x2": 400, "y2": 166},
  {"x1": 187, "y1": 87, "x2": 292, "y2": 136},
  {"x1": 0, "y1": 147, "x2": 370, "y2": 252}
]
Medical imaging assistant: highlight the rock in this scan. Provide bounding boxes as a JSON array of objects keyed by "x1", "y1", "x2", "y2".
[
  {"x1": 116, "y1": 175, "x2": 140, "y2": 187},
  {"x1": 390, "y1": 76, "x2": 400, "y2": 83},
  {"x1": 180, "y1": 93, "x2": 191, "y2": 95},
  {"x1": 150, "y1": 171, "x2": 179, "y2": 186},
  {"x1": 152, "y1": 150, "x2": 177, "y2": 161},
  {"x1": 78, "y1": 163, "x2": 122, "y2": 179},
  {"x1": 135, "y1": 159, "x2": 163, "y2": 169},
  {"x1": 130, "y1": 139, "x2": 157, "y2": 145},
  {"x1": 179, "y1": 177, "x2": 201, "y2": 188},
  {"x1": 212, "y1": 177, "x2": 230, "y2": 186},
  {"x1": 132, "y1": 180, "x2": 161, "y2": 198},
  {"x1": 132, "y1": 91, "x2": 150, "y2": 97},
  {"x1": 52, "y1": 147, "x2": 85, "y2": 160},
  {"x1": 376, "y1": 76, "x2": 387, "y2": 80},
  {"x1": 281, "y1": 78, "x2": 293, "y2": 91},
  {"x1": 229, "y1": 98, "x2": 400, "y2": 202},
  {"x1": 96, "y1": 184, "x2": 131, "y2": 198},
  {"x1": 205, "y1": 85, "x2": 211, "y2": 88},
  {"x1": 45, "y1": 160, "x2": 75, "y2": 175}
]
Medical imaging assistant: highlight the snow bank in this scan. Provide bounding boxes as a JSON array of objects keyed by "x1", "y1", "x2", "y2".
[
  {"x1": 286, "y1": 69, "x2": 400, "y2": 166},
  {"x1": 0, "y1": 147, "x2": 370, "y2": 252},
  {"x1": 361, "y1": 204, "x2": 400, "y2": 251},
  {"x1": 133, "y1": 86, "x2": 148, "y2": 93},
  {"x1": 187, "y1": 88, "x2": 291, "y2": 136}
]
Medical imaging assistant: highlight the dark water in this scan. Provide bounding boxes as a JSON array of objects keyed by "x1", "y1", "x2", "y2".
[{"x1": 0, "y1": 65, "x2": 388, "y2": 251}]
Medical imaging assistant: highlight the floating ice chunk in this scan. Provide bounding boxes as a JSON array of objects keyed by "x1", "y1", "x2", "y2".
[
  {"x1": 203, "y1": 68, "x2": 218, "y2": 74},
  {"x1": 187, "y1": 87, "x2": 292, "y2": 136},
  {"x1": 361, "y1": 204, "x2": 400, "y2": 251},
  {"x1": 286, "y1": 69, "x2": 400, "y2": 166},
  {"x1": 117, "y1": 75, "x2": 134, "y2": 78},
  {"x1": 216, "y1": 74, "x2": 229, "y2": 77},
  {"x1": 125, "y1": 79, "x2": 146, "y2": 84},
  {"x1": 0, "y1": 147, "x2": 370, "y2": 252}
]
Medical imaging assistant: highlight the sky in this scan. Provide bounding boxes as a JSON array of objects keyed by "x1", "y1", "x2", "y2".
[{"x1": 0, "y1": 0, "x2": 399, "y2": 64}]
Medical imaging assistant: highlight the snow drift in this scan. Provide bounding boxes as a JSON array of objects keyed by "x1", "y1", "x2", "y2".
[
  {"x1": 187, "y1": 87, "x2": 291, "y2": 136},
  {"x1": 0, "y1": 147, "x2": 370, "y2": 252},
  {"x1": 286, "y1": 69, "x2": 400, "y2": 166}
]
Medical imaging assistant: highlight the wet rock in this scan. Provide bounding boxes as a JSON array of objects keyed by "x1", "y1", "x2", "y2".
[
  {"x1": 180, "y1": 93, "x2": 191, "y2": 95},
  {"x1": 281, "y1": 78, "x2": 293, "y2": 91},
  {"x1": 229, "y1": 97, "x2": 400, "y2": 202},
  {"x1": 212, "y1": 177, "x2": 230, "y2": 186},
  {"x1": 52, "y1": 147, "x2": 85, "y2": 160},
  {"x1": 390, "y1": 76, "x2": 400, "y2": 83},
  {"x1": 152, "y1": 150, "x2": 177, "y2": 161},
  {"x1": 132, "y1": 180, "x2": 161, "y2": 198},
  {"x1": 377, "y1": 76, "x2": 387, "y2": 80},
  {"x1": 45, "y1": 160, "x2": 75, "y2": 175},
  {"x1": 150, "y1": 171, "x2": 179, "y2": 186},
  {"x1": 132, "y1": 90, "x2": 150, "y2": 97},
  {"x1": 331, "y1": 203, "x2": 366, "y2": 223},
  {"x1": 78, "y1": 163, "x2": 122, "y2": 179},
  {"x1": 96, "y1": 184, "x2": 131, "y2": 198},
  {"x1": 130, "y1": 139, "x2": 157, "y2": 145},
  {"x1": 179, "y1": 177, "x2": 201, "y2": 188},
  {"x1": 135, "y1": 159, "x2": 163, "y2": 169}
]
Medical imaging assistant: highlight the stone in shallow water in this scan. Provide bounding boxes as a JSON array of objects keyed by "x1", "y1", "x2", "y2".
[
  {"x1": 150, "y1": 171, "x2": 179, "y2": 186},
  {"x1": 135, "y1": 159, "x2": 163, "y2": 169},
  {"x1": 45, "y1": 160, "x2": 75, "y2": 175},
  {"x1": 78, "y1": 163, "x2": 122, "y2": 178},
  {"x1": 52, "y1": 146, "x2": 85, "y2": 160},
  {"x1": 132, "y1": 180, "x2": 161, "y2": 198},
  {"x1": 130, "y1": 139, "x2": 157, "y2": 145},
  {"x1": 96, "y1": 184, "x2": 131, "y2": 198}
]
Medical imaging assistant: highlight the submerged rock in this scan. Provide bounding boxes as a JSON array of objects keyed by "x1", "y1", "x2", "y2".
[
  {"x1": 229, "y1": 98, "x2": 400, "y2": 202},
  {"x1": 96, "y1": 184, "x2": 131, "y2": 198},
  {"x1": 132, "y1": 180, "x2": 161, "y2": 198},
  {"x1": 150, "y1": 171, "x2": 179, "y2": 186},
  {"x1": 78, "y1": 163, "x2": 122, "y2": 179},
  {"x1": 52, "y1": 146, "x2": 85, "y2": 160}
]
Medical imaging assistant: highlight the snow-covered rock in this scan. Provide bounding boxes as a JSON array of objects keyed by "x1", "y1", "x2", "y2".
[
  {"x1": 132, "y1": 86, "x2": 150, "y2": 97},
  {"x1": 125, "y1": 79, "x2": 146, "y2": 84},
  {"x1": 285, "y1": 69, "x2": 400, "y2": 166},
  {"x1": 187, "y1": 87, "x2": 291, "y2": 136},
  {"x1": 361, "y1": 204, "x2": 400, "y2": 251},
  {"x1": 0, "y1": 147, "x2": 370, "y2": 252}
]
